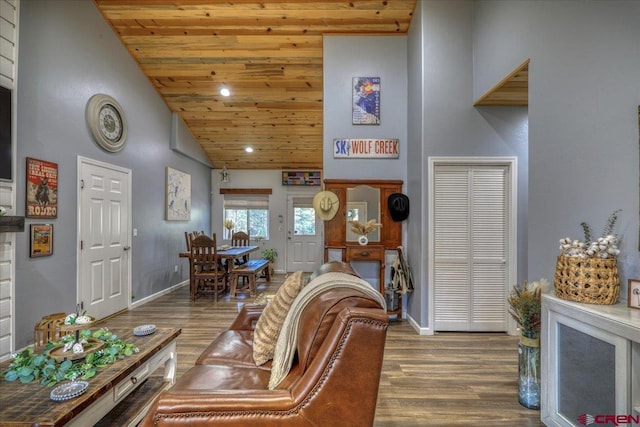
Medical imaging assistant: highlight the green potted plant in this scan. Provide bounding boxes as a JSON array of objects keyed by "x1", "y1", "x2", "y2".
[{"x1": 261, "y1": 247, "x2": 277, "y2": 275}]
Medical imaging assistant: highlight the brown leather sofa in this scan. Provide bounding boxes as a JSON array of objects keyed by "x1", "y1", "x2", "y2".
[{"x1": 140, "y1": 262, "x2": 389, "y2": 426}]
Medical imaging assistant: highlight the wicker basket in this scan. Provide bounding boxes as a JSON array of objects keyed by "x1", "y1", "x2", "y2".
[{"x1": 554, "y1": 255, "x2": 620, "y2": 304}]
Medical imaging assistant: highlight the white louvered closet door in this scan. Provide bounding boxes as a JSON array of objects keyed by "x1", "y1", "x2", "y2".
[{"x1": 433, "y1": 165, "x2": 509, "y2": 331}]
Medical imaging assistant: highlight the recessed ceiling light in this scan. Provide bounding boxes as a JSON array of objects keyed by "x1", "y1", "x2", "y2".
[
  {"x1": 245, "y1": 147, "x2": 253, "y2": 153},
  {"x1": 220, "y1": 87, "x2": 230, "y2": 97}
]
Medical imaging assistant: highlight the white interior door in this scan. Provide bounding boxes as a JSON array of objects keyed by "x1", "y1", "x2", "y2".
[
  {"x1": 286, "y1": 196, "x2": 322, "y2": 272},
  {"x1": 78, "y1": 157, "x2": 131, "y2": 320},
  {"x1": 432, "y1": 163, "x2": 512, "y2": 332}
]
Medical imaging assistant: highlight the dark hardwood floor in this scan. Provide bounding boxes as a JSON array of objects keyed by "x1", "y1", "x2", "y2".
[{"x1": 98, "y1": 274, "x2": 544, "y2": 427}]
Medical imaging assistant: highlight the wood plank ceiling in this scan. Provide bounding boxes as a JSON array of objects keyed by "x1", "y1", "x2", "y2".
[
  {"x1": 94, "y1": 0, "x2": 417, "y2": 170},
  {"x1": 473, "y1": 59, "x2": 529, "y2": 106}
]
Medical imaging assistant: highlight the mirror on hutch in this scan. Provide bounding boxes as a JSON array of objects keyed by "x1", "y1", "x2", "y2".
[
  {"x1": 346, "y1": 185, "x2": 380, "y2": 242},
  {"x1": 322, "y1": 179, "x2": 403, "y2": 316}
]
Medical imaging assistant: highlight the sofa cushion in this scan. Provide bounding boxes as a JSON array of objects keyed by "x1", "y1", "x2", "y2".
[
  {"x1": 172, "y1": 364, "x2": 272, "y2": 391},
  {"x1": 196, "y1": 330, "x2": 270, "y2": 370},
  {"x1": 253, "y1": 270, "x2": 305, "y2": 365}
]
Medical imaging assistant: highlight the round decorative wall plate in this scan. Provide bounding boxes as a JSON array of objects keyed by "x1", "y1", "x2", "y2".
[{"x1": 86, "y1": 94, "x2": 128, "y2": 152}]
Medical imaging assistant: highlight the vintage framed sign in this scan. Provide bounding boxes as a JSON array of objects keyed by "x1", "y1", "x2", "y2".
[
  {"x1": 352, "y1": 77, "x2": 380, "y2": 125},
  {"x1": 26, "y1": 157, "x2": 58, "y2": 218},
  {"x1": 30, "y1": 224, "x2": 53, "y2": 257},
  {"x1": 333, "y1": 138, "x2": 399, "y2": 159}
]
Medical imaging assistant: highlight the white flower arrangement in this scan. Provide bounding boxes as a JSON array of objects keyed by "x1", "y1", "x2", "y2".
[
  {"x1": 558, "y1": 235, "x2": 620, "y2": 259},
  {"x1": 558, "y1": 209, "x2": 621, "y2": 259}
]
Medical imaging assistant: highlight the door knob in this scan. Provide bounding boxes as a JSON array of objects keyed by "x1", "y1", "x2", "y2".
[{"x1": 123, "y1": 246, "x2": 131, "y2": 251}]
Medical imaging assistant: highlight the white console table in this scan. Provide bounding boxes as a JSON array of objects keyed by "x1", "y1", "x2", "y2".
[{"x1": 541, "y1": 294, "x2": 640, "y2": 426}]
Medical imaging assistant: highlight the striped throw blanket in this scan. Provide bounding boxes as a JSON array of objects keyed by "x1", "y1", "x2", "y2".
[{"x1": 268, "y1": 272, "x2": 386, "y2": 389}]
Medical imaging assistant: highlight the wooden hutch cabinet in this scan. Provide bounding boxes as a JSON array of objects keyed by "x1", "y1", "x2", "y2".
[{"x1": 322, "y1": 179, "x2": 404, "y2": 317}]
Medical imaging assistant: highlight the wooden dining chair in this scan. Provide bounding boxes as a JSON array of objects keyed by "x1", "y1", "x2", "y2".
[
  {"x1": 190, "y1": 234, "x2": 227, "y2": 302},
  {"x1": 184, "y1": 230, "x2": 201, "y2": 251},
  {"x1": 230, "y1": 231, "x2": 252, "y2": 288},
  {"x1": 231, "y1": 231, "x2": 251, "y2": 264}
]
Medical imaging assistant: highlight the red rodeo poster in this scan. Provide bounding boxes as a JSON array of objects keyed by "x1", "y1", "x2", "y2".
[{"x1": 26, "y1": 157, "x2": 58, "y2": 218}]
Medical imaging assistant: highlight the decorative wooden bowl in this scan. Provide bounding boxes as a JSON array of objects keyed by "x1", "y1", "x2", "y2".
[
  {"x1": 59, "y1": 317, "x2": 95, "y2": 333},
  {"x1": 47, "y1": 338, "x2": 105, "y2": 362}
]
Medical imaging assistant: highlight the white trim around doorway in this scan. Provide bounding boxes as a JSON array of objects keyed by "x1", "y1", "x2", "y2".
[{"x1": 427, "y1": 156, "x2": 518, "y2": 336}]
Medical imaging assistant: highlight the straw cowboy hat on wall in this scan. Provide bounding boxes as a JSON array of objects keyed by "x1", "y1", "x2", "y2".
[{"x1": 313, "y1": 191, "x2": 339, "y2": 221}]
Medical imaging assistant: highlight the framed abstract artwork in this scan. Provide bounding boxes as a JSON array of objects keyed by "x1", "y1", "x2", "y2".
[{"x1": 166, "y1": 167, "x2": 191, "y2": 221}]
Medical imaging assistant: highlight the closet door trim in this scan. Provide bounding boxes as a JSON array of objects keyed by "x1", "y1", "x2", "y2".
[{"x1": 427, "y1": 157, "x2": 518, "y2": 334}]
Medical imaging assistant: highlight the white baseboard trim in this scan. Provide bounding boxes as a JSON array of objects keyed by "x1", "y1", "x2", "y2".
[
  {"x1": 131, "y1": 280, "x2": 188, "y2": 309},
  {"x1": 406, "y1": 313, "x2": 434, "y2": 335}
]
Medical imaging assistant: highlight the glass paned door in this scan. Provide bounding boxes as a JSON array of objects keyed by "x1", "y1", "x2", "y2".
[{"x1": 287, "y1": 196, "x2": 322, "y2": 272}]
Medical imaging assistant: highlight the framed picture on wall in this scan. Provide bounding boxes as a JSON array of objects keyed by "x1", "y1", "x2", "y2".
[
  {"x1": 26, "y1": 157, "x2": 58, "y2": 219},
  {"x1": 166, "y1": 166, "x2": 191, "y2": 221},
  {"x1": 30, "y1": 224, "x2": 53, "y2": 257},
  {"x1": 628, "y1": 279, "x2": 640, "y2": 310},
  {"x1": 352, "y1": 77, "x2": 380, "y2": 125},
  {"x1": 282, "y1": 171, "x2": 322, "y2": 186}
]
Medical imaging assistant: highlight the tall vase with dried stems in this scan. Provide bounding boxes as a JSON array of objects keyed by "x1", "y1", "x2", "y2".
[{"x1": 508, "y1": 279, "x2": 549, "y2": 410}]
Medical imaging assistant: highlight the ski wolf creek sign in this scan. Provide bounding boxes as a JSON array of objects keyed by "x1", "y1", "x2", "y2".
[{"x1": 333, "y1": 138, "x2": 399, "y2": 159}]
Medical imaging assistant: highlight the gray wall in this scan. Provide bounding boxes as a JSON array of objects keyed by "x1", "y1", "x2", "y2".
[
  {"x1": 322, "y1": 35, "x2": 409, "y2": 291},
  {"x1": 473, "y1": 0, "x2": 640, "y2": 288},
  {"x1": 323, "y1": 36, "x2": 408, "y2": 181},
  {"x1": 14, "y1": 1, "x2": 211, "y2": 348},
  {"x1": 406, "y1": 0, "x2": 529, "y2": 328},
  {"x1": 406, "y1": 0, "x2": 426, "y2": 325},
  {"x1": 404, "y1": 0, "x2": 639, "y2": 329}
]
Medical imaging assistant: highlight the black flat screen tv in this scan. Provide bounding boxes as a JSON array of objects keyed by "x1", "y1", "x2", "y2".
[{"x1": 0, "y1": 86, "x2": 11, "y2": 180}]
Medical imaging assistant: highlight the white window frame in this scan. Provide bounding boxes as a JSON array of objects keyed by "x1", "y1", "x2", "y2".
[{"x1": 223, "y1": 194, "x2": 270, "y2": 240}]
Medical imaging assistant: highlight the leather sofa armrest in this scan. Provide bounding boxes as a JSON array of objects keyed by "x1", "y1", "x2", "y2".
[{"x1": 228, "y1": 303, "x2": 266, "y2": 330}]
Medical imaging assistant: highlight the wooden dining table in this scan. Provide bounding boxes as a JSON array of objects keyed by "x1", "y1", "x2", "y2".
[
  {"x1": 180, "y1": 245, "x2": 260, "y2": 298},
  {"x1": 179, "y1": 245, "x2": 259, "y2": 263}
]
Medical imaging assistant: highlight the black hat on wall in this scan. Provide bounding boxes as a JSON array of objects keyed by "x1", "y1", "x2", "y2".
[{"x1": 388, "y1": 193, "x2": 410, "y2": 222}]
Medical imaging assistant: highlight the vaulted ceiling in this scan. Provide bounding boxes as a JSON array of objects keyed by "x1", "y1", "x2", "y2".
[{"x1": 94, "y1": 0, "x2": 417, "y2": 170}]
